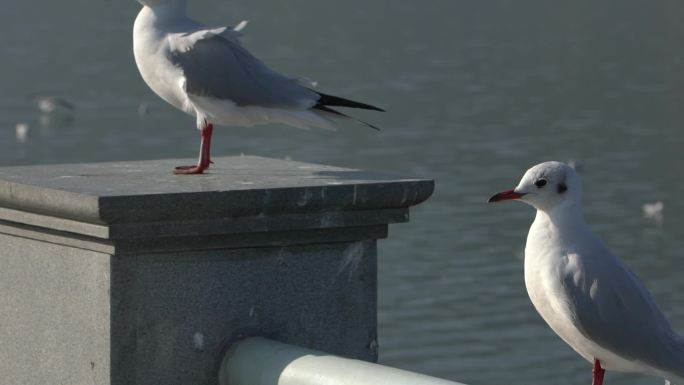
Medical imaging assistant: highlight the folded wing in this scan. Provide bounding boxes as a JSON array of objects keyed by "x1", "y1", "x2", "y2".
[
  {"x1": 168, "y1": 26, "x2": 318, "y2": 110},
  {"x1": 566, "y1": 244, "x2": 684, "y2": 377}
]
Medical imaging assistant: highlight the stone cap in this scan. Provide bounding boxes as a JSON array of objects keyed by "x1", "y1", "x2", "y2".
[{"x1": 0, "y1": 156, "x2": 433, "y2": 242}]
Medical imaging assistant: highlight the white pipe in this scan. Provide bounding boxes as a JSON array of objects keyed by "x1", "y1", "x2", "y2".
[{"x1": 219, "y1": 337, "x2": 467, "y2": 385}]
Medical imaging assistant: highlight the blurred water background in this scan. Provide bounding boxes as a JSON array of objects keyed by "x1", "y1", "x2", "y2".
[{"x1": 2, "y1": 1, "x2": 684, "y2": 384}]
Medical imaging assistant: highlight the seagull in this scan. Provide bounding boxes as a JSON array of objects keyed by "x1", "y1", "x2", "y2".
[
  {"x1": 488, "y1": 161, "x2": 684, "y2": 385},
  {"x1": 132, "y1": 0, "x2": 383, "y2": 174},
  {"x1": 15, "y1": 123, "x2": 30, "y2": 143},
  {"x1": 30, "y1": 95, "x2": 75, "y2": 115},
  {"x1": 643, "y1": 201, "x2": 665, "y2": 222}
]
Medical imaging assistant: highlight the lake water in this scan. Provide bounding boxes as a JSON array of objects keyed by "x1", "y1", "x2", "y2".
[{"x1": 2, "y1": 1, "x2": 684, "y2": 384}]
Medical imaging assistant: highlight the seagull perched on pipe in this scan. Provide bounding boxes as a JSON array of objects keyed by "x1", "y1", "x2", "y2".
[
  {"x1": 488, "y1": 161, "x2": 684, "y2": 385},
  {"x1": 133, "y1": 0, "x2": 382, "y2": 174}
]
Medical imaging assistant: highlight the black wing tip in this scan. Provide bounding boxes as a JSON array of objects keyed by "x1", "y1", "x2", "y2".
[
  {"x1": 363, "y1": 121, "x2": 382, "y2": 131},
  {"x1": 313, "y1": 105, "x2": 381, "y2": 131},
  {"x1": 315, "y1": 92, "x2": 385, "y2": 112},
  {"x1": 369, "y1": 123, "x2": 382, "y2": 132}
]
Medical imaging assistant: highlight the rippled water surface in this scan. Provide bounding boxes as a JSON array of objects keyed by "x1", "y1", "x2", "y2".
[{"x1": 2, "y1": 1, "x2": 684, "y2": 384}]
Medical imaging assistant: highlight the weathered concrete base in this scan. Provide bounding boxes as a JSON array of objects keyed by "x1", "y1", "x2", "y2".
[
  {"x1": 0, "y1": 233, "x2": 111, "y2": 384},
  {"x1": 0, "y1": 156, "x2": 433, "y2": 385},
  {"x1": 111, "y1": 241, "x2": 377, "y2": 385}
]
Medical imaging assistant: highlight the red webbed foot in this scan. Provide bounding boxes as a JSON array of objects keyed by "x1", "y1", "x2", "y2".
[
  {"x1": 173, "y1": 165, "x2": 206, "y2": 175},
  {"x1": 173, "y1": 121, "x2": 213, "y2": 175}
]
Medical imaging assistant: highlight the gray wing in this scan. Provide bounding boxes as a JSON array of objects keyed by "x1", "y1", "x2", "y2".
[
  {"x1": 565, "y1": 238, "x2": 684, "y2": 375},
  {"x1": 169, "y1": 30, "x2": 318, "y2": 109}
]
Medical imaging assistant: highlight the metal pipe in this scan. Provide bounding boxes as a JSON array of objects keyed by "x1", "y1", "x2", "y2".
[{"x1": 219, "y1": 337, "x2": 467, "y2": 385}]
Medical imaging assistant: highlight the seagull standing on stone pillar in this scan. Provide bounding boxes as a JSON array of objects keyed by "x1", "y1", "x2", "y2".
[
  {"x1": 133, "y1": 0, "x2": 382, "y2": 174},
  {"x1": 489, "y1": 161, "x2": 684, "y2": 385}
]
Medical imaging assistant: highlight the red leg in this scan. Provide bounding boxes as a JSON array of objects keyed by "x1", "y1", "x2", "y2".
[
  {"x1": 174, "y1": 122, "x2": 214, "y2": 175},
  {"x1": 202, "y1": 123, "x2": 213, "y2": 168},
  {"x1": 592, "y1": 359, "x2": 605, "y2": 385}
]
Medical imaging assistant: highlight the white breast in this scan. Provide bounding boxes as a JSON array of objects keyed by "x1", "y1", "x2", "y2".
[
  {"x1": 525, "y1": 240, "x2": 594, "y2": 360},
  {"x1": 133, "y1": 8, "x2": 192, "y2": 115},
  {"x1": 524, "y1": 215, "x2": 642, "y2": 372}
]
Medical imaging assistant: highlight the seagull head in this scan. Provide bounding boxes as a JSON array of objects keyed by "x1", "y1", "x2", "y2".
[
  {"x1": 488, "y1": 161, "x2": 582, "y2": 212},
  {"x1": 135, "y1": 0, "x2": 181, "y2": 7}
]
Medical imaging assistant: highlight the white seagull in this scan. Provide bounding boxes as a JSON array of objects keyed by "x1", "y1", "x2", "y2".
[
  {"x1": 488, "y1": 161, "x2": 684, "y2": 385},
  {"x1": 133, "y1": 0, "x2": 382, "y2": 174}
]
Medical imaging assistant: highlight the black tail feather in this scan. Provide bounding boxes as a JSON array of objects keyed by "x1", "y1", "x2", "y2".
[
  {"x1": 314, "y1": 105, "x2": 381, "y2": 131},
  {"x1": 315, "y1": 92, "x2": 385, "y2": 112}
]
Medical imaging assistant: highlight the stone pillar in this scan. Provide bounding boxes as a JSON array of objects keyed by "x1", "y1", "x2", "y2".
[{"x1": 0, "y1": 156, "x2": 433, "y2": 385}]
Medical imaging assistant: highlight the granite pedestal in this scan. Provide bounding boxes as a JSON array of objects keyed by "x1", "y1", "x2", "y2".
[{"x1": 0, "y1": 156, "x2": 433, "y2": 385}]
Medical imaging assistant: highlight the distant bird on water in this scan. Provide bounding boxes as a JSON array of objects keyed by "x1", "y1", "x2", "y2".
[
  {"x1": 489, "y1": 162, "x2": 684, "y2": 385},
  {"x1": 133, "y1": 0, "x2": 382, "y2": 174},
  {"x1": 31, "y1": 95, "x2": 75, "y2": 115}
]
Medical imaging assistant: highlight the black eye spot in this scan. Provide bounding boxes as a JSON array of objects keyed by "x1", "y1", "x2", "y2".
[
  {"x1": 534, "y1": 179, "x2": 548, "y2": 188},
  {"x1": 558, "y1": 183, "x2": 568, "y2": 194}
]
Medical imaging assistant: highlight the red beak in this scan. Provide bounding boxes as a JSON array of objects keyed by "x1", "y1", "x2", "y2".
[{"x1": 488, "y1": 189, "x2": 525, "y2": 203}]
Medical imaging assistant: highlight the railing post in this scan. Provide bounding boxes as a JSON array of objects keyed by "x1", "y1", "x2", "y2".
[{"x1": 0, "y1": 156, "x2": 433, "y2": 385}]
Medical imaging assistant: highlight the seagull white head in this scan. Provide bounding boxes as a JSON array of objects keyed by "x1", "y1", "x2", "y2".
[{"x1": 488, "y1": 161, "x2": 582, "y2": 212}]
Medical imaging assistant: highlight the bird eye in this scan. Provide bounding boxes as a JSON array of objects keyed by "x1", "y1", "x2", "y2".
[
  {"x1": 558, "y1": 183, "x2": 568, "y2": 194},
  {"x1": 535, "y1": 179, "x2": 548, "y2": 188}
]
